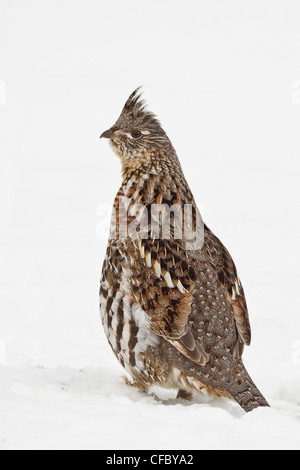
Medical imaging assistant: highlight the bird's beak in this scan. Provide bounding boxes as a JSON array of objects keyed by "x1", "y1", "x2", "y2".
[{"x1": 100, "y1": 129, "x2": 115, "y2": 139}]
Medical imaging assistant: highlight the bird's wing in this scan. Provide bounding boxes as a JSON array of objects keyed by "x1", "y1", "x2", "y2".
[
  {"x1": 130, "y1": 237, "x2": 209, "y2": 366},
  {"x1": 203, "y1": 224, "x2": 251, "y2": 356}
]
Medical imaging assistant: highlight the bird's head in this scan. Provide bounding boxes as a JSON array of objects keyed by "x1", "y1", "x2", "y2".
[{"x1": 100, "y1": 88, "x2": 169, "y2": 166}]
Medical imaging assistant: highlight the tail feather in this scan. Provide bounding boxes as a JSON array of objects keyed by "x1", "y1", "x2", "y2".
[{"x1": 223, "y1": 361, "x2": 269, "y2": 412}]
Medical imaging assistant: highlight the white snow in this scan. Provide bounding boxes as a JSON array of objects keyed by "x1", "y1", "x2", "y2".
[
  {"x1": 1, "y1": 364, "x2": 300, "y2": 450},
  {"x1": 1, "y1": 0, "x2": 300, "y2": 450}
]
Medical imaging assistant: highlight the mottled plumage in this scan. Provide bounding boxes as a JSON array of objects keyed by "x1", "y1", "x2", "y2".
[{"x1": 99, "y1": 88, "x2": 269, "y2": 412}]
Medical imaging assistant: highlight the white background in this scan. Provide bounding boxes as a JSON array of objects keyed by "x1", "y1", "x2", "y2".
[{"x1": 0, "y1": 0, "x2": 300, "y2": 450}]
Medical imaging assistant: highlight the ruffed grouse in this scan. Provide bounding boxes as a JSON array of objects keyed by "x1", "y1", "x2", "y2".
[{"x1": 99, "y1": 88, "x2": 269, "y2": 412}]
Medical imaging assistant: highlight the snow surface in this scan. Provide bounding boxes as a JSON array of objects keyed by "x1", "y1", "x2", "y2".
[{"x1": 1, "y1": 0, "x2": 300, "y2": 450}]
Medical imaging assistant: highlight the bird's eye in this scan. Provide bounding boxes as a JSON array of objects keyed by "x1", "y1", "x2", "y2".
[{"x1": 131, "y1": 130, "x2": 142, "y2": 139}]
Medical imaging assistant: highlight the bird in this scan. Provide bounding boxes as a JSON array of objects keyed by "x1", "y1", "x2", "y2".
[{"x1": 99, "y1": 88, "x2": 269, "y2": 412}]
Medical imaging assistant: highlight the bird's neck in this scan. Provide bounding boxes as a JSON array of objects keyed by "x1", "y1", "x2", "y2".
[
  {"x1": 119, "y1": 145, "x2": 194, "y2": 208},
  {"x1": 112, "y1": 147, "x2": 200, "y2": 250},
  {"x1": 121, "y1": 144, "x2": 186, "y2": 190}
]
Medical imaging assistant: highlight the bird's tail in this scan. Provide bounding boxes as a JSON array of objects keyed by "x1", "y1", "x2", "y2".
[{"x1": 223, "y1": 361, "x2": 269, "y2": 412}]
